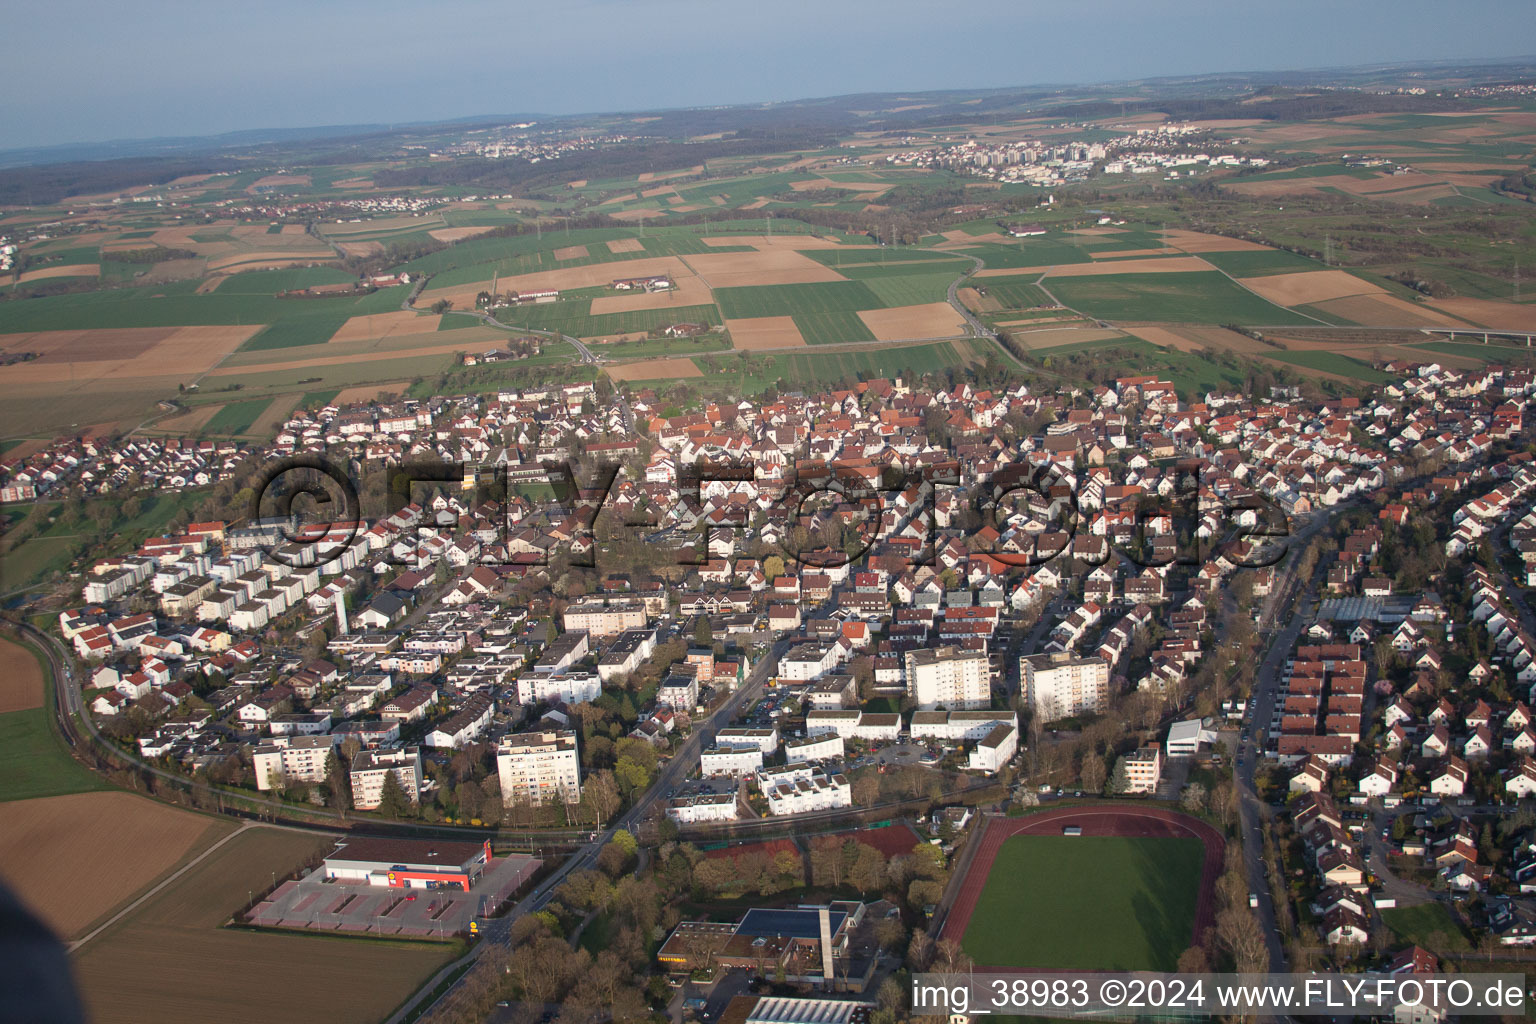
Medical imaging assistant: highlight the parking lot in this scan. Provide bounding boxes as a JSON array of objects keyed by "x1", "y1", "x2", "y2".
[{"x1": 247, "y1": 854, "x2": 540, "y2": 938}]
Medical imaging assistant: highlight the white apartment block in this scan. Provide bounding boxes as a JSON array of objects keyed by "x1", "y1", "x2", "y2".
[
  {"x1": 906, "y1": 646, "x2": 990, "y2": 710},
  {"x1": 764, "y1": 772, "x2": 851, "y2": 816},
  {"x1": 598, "y1": 627, "x2": 658, "y2": 682},
  {"x1": 667, "y1": 792, "x2": 740, "y2": 825},
  {"x1": 561, "y1": 598, "x2": 648, "y2": 639},
  {"x1": 497, "y1": 729, "x2": 582, "y2": 805},
  {"x1": 909, "y1": 710, "x2": 1018, "y2": 742},
  {"x1": 1120, "y1": 746, "x2": 1162, "y2": 794},
  {"x1": 700, "y1": 745, "x2": 763, "y2": 777},
  {"x1": 778, "y1": 644, "x2": 839, "y2": 681},
  {"x1": 784, "y1": 733, "x2": 844, "y2": 763},
  {"x1": 1021, "y1": 652, "x2": 1109, "y2": 722},
  {"x1": 252, "y1": 734, "x2": 342, "y2": 790},
  {"x1": 516, "y1": 670, "x2": 602, "y2": 706},
  {"x1": 757, "y1": 761, "x2": 817, "y2": 794},
  {"x1": 349, "y1": 747, "x2": 422, "y2": 809},
  {"x1": 968, "y1": 723, "x2": 1018, "y2": 774},
  {"x1": 657, "y1": 675, "x2": 700, "y2": 711},
  {"x1": 715, "y1": 727, "x2": 779, "y2": 754},
  {"x1": 805, "y1": 709, "x2": 863, "y2": 739}
]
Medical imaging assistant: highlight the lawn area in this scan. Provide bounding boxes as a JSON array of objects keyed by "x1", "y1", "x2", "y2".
[
  {"x1": 1263, "y1": 349, "x2": 1394, "y2": 383},
  {"x1": 1380, "y1": 903, "x2": 1472, "y2": 953},
  {"x1": 960, "y1": 835, "x2": 1205, "y2": 970},
  {"x1": 0, "y1": 707, "x2": 106, "y2": 801},
  {"x1": 0, "y1": 640, "x2": 105, "y2": 802},
  {"x1": 0, "y1": 536, "x2": 80, "y2": 591},
  {"x1": 1045, "y1": 271, "x2": 1316, "y2": 325}
]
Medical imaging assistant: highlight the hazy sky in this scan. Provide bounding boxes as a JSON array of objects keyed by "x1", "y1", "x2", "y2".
[{"x1": 3, "y1": 0, "x2": 1532, "y2": 150}]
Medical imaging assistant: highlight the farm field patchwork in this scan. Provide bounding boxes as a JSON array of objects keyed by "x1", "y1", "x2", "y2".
[
  {"x1": 960, "y1": 835, "x2": 1205, "y2": 970},
  {"x1": 71, "y1": 827, "x2": 455, "y2": 1024}
]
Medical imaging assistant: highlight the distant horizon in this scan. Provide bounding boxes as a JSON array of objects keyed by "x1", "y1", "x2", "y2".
[
  {"x1": 3, "y1": 0, "x2": 1533, "y2": 152},
  {"x1": 6, "y1": 51, "x2": 1536, "y2": 163}
]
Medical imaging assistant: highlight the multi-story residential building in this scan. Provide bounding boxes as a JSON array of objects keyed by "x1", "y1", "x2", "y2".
[
  {"x1": 349, "y1": 747, "x2": 422, "y2": 809},
  {"x1": 667, "y1": 792, "x2": 740, "y2": 825},
  {"x1": 1119, "y1": 746, "x2": 1162, "y2": 794},
  {"x1": 496, "y1": 729, "x2": 582, "y2": 805},
  {"x1": 715, "y1": 727, "x2": 779, "y2": 754},
  {"x1": 597, "y1": 627, "x2": 657, "y2": 682},
  {"x1": 906, "y1": 646, "x2": 990, "y2": 710},
  {"x1": 1021, "y1": 652, "x2": 1109, "y2": 722},
  {"x1": 252, "y1": 734, "x2": 342, "y2": 790},
  {"x1": 784, "y1": 733, "x2": 844, "y2": 764},
  {"x1": 700, "y1": 745, "x2": 763, "y2": 777},
  {"x1": 561, "y1": 597, "x2": 648, "y2": 639},
  {"x1": 763, "y1": 771, "x2": 851, "y2": 816},
  {"x1": 425, "y1": 694, "x2": 494, "y2": 748},
  {"x1": 968, "y1": 722, "x2": 1018, "y2": 774},
  {"x1": 516, "y1": 670, "x2": 602, "y2": 706}
]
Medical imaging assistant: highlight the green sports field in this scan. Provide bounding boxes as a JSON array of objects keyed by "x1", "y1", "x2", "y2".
[{"x1": 960, "y1": 836, "x2": 1205, "y2": 970}]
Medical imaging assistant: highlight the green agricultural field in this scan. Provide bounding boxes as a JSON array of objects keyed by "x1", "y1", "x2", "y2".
[
  {"x1": 1263, "y1": 349, "x2": 1394, "y2": 383},
  {"x1": 859, "y1": 272, "x2": 959, "y2": 307},
  {"x1": 0, "y1": 283, "x2": 408, "y2": 333},
  {"x1": 497, "y1": 302, "x2": 721, "y2": 338},
  {"x1": 1194, "y1": 249, "x2": 1328, "y2": 276},
  {"x1": 823, "y1": 260, "x2": 971, "y2": 282},
  {"x1": 202, "y1": 399, "x2": 276, "y2": 435},
  {"x1": 713, "y1": 280, "x2": 885, "y2": 319},
  {"x1": 979, "y1": 279, "x2": 1054, "y2": 310},
  {"x1": 960, "y1": 836, "x2": 1205, "y2": 970},
  {"x1": 694, "y1": 340, "x2": 969, "y2": 393},
  {"x1": 802, "y1": 248, "x2": 965, "y2": 269},
  {"x1": 212, "y1": 267, "x2": 359, "y2": 293},
  {"x1": 959, "y1": 241, "x2": 1096, "y2": 269},
  {"x1": 1237, "y1": 163, "x2": 1382, "y2": 181},
  {"x1": 1044, "y1": 271, "x2": 1316, "y2": 325},
  {"x1": 1413, "y1": 341, "x2": 1536, "y2": 364},
  {"x1": 791, "y1": 311, "x2": 876, "y2": 345},
  {"x1": 1029, "y1": 338, "x2": 1247, "y2": 396},
  {"x1": 298, "y1": 389, "x2": 341, "y2": 410},
  {"x1": 240, "y1": 316, "x2": 350, "y2": 351}
]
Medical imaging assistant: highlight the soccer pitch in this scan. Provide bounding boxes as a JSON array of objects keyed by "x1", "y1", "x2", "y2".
[{"x1": 960, "y1": 835, "x2": 1206, "y2": 970}]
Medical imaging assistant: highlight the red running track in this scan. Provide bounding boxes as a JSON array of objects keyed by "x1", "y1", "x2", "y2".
[{"x1": 939, "y1": 805, "x2": 1225, "y2": 955}]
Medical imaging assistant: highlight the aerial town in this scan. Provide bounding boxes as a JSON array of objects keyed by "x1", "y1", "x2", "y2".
[{"x1": 2, "y1": 16, "x2": 1536, "y2": 1024}]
